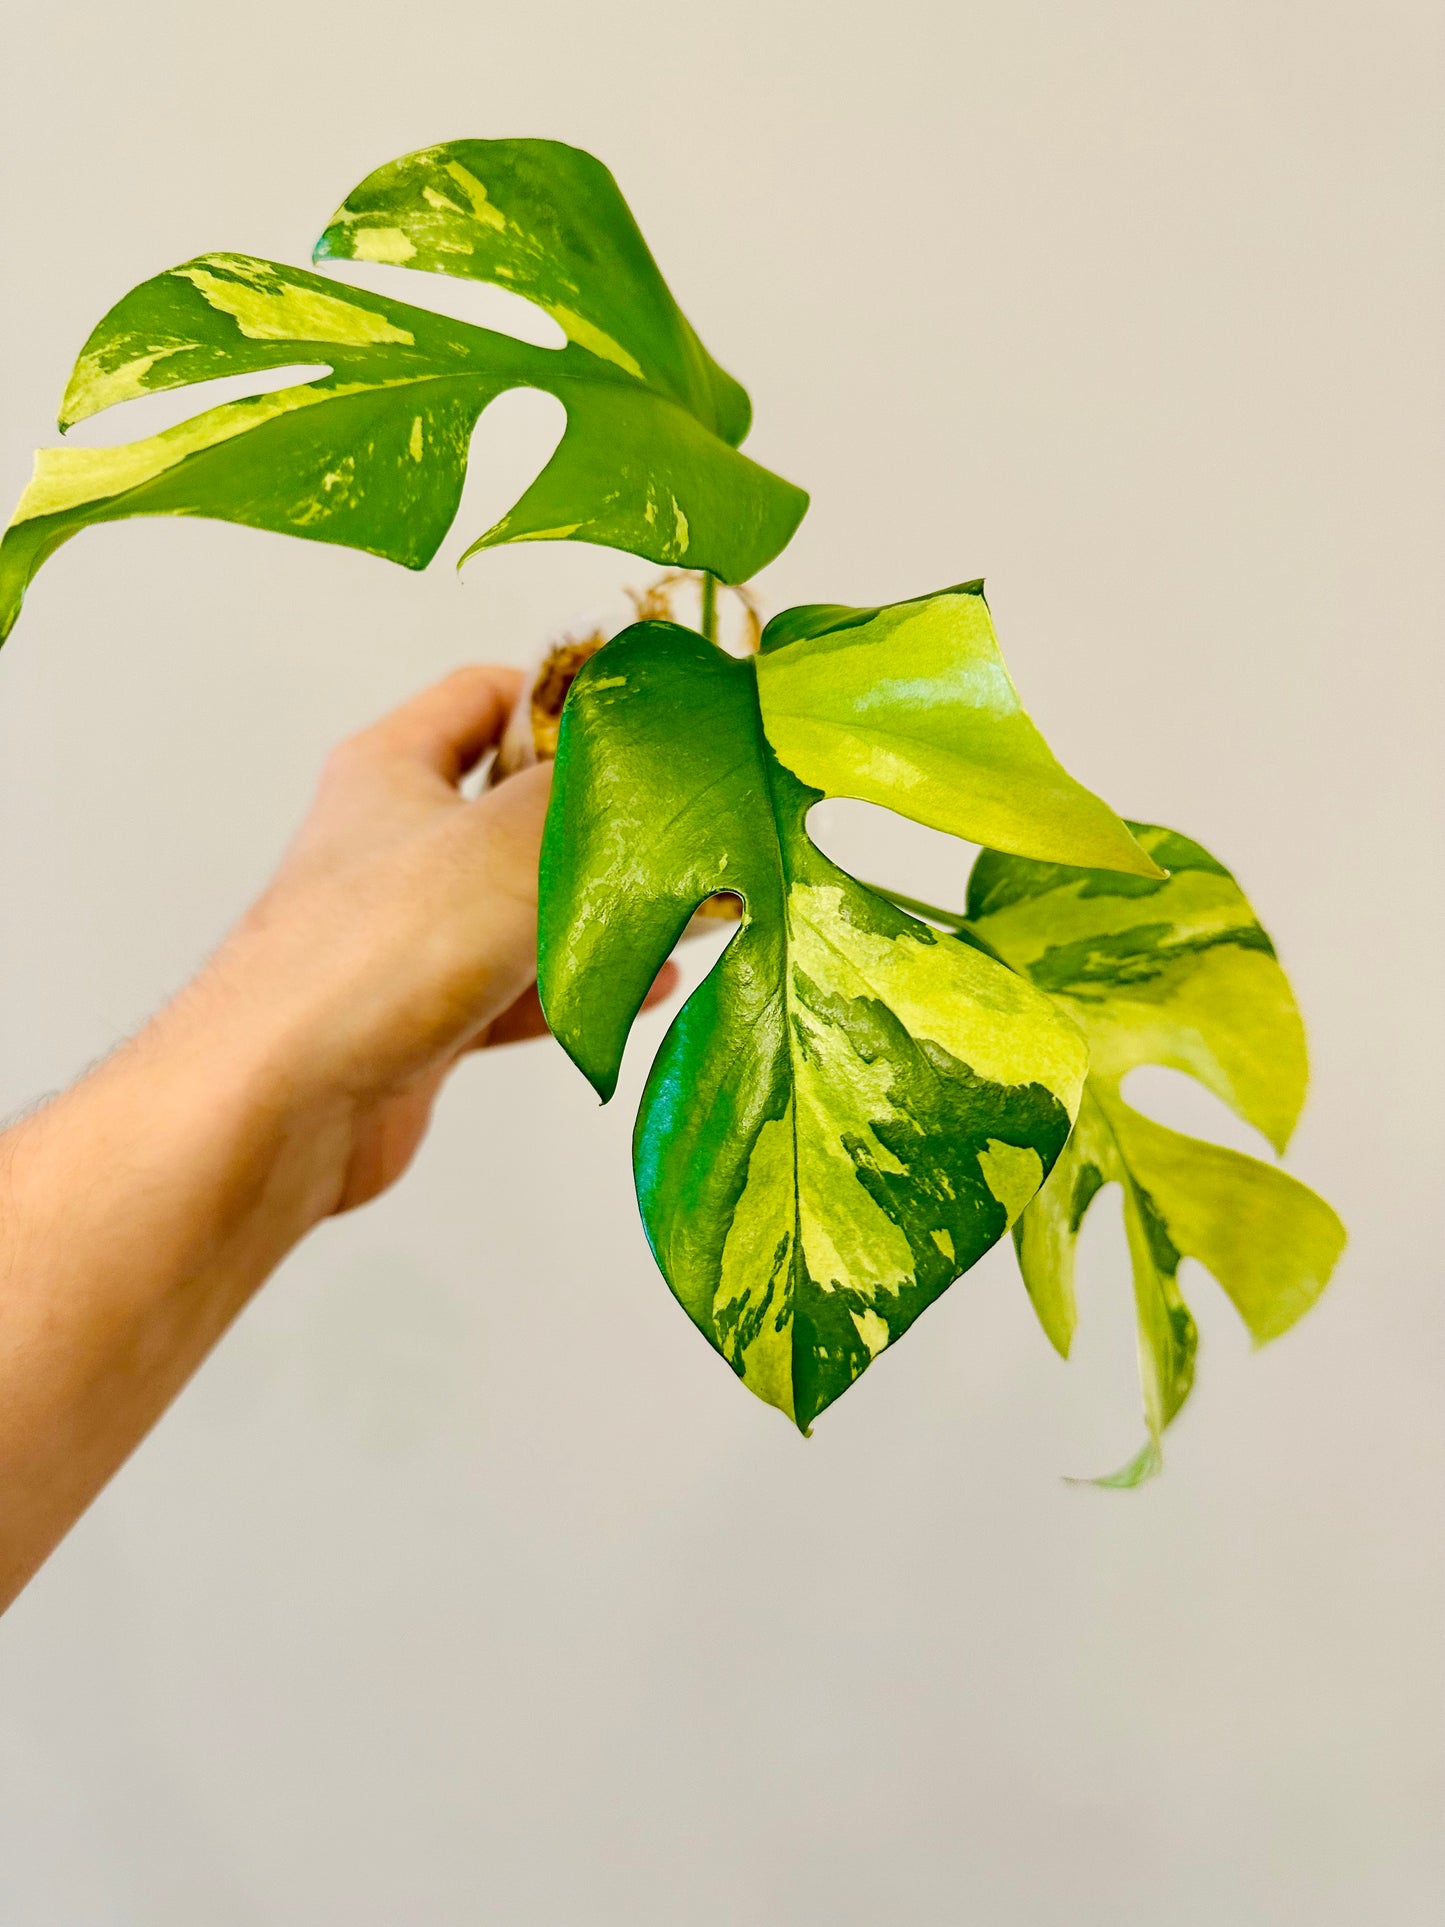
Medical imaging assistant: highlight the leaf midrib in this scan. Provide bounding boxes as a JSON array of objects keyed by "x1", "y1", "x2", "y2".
[
  {"x1": 27, "y1": 359, "x2": 734, "y2": 535},
  {"x1": 742, "y1": 662, "x2": 812, "y2": 1421},
  {"x1": 759, "y1": 697, "x2": 1028, "y2": 766}
]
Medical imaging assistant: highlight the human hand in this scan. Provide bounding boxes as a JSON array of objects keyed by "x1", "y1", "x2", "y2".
[
  {"x1": 0, "y1": 662, "x2": 687, "y2": 1606},
  {"x1": 196, "y1": 665, "x2": 672, "y2": 1216}
]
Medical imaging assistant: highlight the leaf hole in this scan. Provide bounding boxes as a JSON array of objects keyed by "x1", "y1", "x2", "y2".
[
  {"x1": 442, "y1": 388, "x2": 568, "y2": 571},
  {"x1": 805, "y1": 796, "x2": 979, "y2": 918},
  {"x1": 693, "y1": 890, "x2": 744, "y2": 925},
  {"x1": 319, "y1": 260, "x2": 568, "y2": 349},
  {"x1": 61, "y1": 365, "x2": 333, "y2": 444},
  {"x1": 1065, "y1": 1183, "x2": 1143, "y2": 1396},
  {"x1": 1118, "y1": 1064, "x2": 1277, "y2": 1158}
]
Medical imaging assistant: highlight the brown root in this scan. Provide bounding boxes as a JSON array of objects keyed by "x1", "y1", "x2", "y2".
[{"x1": 490, "y1": 573, "x2": 755, "y2": 934}]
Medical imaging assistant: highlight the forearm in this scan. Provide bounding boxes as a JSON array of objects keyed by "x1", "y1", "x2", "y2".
[
  {"x1": 0, "y1": 973, "x2": 341, "y2": 1608},
  {"x1": 0, "y1": 668, "x2": 553, "y2": 1610}
]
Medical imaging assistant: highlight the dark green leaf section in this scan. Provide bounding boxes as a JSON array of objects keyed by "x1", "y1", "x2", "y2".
[
  {"x1": 540, "y1": 621, "x2": 1090, "y2": 1430},
  {"x1": 965, "y1": 826, "x2": 1230, "y2": 922},
  {"x1": 964, "y1": 825, "x2": 1346, "y2": 1481},
  {"x1": 0, "y1": 141, "x2": 808, "y2": 641},
  {"x1": 315, "y1": 137, "x2": 750, "y2": 445}
]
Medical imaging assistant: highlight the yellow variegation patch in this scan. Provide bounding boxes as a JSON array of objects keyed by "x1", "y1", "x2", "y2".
[
  {"x1": 965, "y1": 824, "x2": 1345, "y2": 1482},
  {"x1": 541, "y1": 618, "x2": 1097, "y2": 1430},
  {"x1": 173, "y1": 259, "x2": 417, "y2": 346},
  {"x1": 0, "y1": 140, "x2": 808, "y2": 642}
]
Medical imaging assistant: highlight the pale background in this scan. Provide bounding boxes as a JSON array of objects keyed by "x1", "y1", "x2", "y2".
[{"x1": 1, "y1": 3, "x2": 1441, "y2": 1921}]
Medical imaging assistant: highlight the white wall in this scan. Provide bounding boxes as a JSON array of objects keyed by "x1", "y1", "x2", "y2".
[{"x1": 1, "y1": 3, "x2": 1441, "y2": 1920}]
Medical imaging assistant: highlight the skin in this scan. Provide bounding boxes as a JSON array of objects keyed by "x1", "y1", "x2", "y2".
[{"x1": 0, "y1": 665, "x2": 674, "y2": 1612}]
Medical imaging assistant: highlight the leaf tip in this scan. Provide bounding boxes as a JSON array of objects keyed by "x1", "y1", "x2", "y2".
[
  {"x1": 1121, "y1": 840, "x2": 1170, "y2": 882},
  {"x1": 1067, "y1": 1436, "x2": 1164, "y2": 1490},
  {"x1": 583, "y1": 1063, "x2": 619, "y2": 1106}
]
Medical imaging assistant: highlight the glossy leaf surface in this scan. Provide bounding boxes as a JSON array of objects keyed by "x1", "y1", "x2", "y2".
[
  {"x1": 315, "y1": 138, "x2": 750, "y2": 451},
  {"x1": 539, "y1": 613, "x2": 1118, "y2": 1429},
  {"x1": 964, "y1": 824, "x2": 1346, "y2": 1482},
  {"x1": 757, "y1": 584, "x2": 1162, "y2": 876},
  {"x1": 0, "y1": 141, "x2": 807, "y2": 641}
]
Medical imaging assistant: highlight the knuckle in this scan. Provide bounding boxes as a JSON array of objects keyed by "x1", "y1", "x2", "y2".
[{"x1": 323, "y1": 731, "x2": 376, "y2": 780}]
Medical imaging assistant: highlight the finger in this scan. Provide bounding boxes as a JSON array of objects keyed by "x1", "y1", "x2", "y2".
[
  {"x1": 642, "y1": 960, "x2": 681, "y2": 1009},
  {"x1": 442, "y1": 763, "x2": 554, "y2": 1037},
  {"x1": 466, "y1": 761, "x2": 553, "y2": 907},
  {"x1": 356, "y1": 664, "x2": 524, "y2": 783},
  {"x1": 483, "y1": 984, "x2": 550, "y2": 1046}
]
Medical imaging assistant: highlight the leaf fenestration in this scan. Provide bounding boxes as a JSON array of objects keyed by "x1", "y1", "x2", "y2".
[
  {"x1": 539, "y1": 589, "x2": 1177, "y2": 1428},
  {"x1": 315, "y1": 138, "x2": 751, "y2": 446},
  {"x1": 757, "y1": 584, "x2": 1164, "y2": 879},
  {"x1": 0, "y1": 141, "x2": 808, "y2": 641},
  {"x1": 964, "y1": 824, "x2": 1346, "y2": 1481}
]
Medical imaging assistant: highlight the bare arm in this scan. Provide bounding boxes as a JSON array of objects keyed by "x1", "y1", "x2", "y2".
[{"x1": 0, "y1": 666, "x2": 654, "y2": 1611}]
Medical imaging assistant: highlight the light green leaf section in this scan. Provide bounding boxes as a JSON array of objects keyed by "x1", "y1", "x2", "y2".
[
  {"x1": 965, "y1": 823, "x2": 1345, "y2": 1482},
  {"x1": 756, "y1": 583, "x2": 1162, "y2": 877},
  {"x1": 0, "y1": 141, "x2": 807, "y2": 641},
  {"x1": 540, "y1": 617, "x2": 1089, "y2": 1431}
]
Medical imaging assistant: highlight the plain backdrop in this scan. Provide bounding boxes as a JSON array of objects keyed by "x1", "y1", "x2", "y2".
[{"x1": 1, "y1": 3, "x2": 1441, "y2": 1922}]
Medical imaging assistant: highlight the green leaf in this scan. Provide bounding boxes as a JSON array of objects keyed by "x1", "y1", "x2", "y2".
[
  {"x1": 0, "y1": 140, "x2": 808, "y2": 642},
  {"x1": 756, "y1": 582, "x2": 1163, "y2": 877},
  {"x1": 539, "y1": 581, "x2": 1169, "y2": 1429},
  {"x1": 540, "y1": 615, "x2": 1096, "y2": 1431},
  {"x1": 964, "y1": 824, "x2": 1346, "y2": 1481},
  {"x1": 316, "y1": 137, "x2": 751, "y2": 449}
]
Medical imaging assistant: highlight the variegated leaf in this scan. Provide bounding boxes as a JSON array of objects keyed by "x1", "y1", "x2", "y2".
[
  {"x1": 315, "y1": 137, "x2": 750, "y2": 453},
  {"x1": 963, "y1": 824, "x2": 1346, "y2": 1483},
  {"x1": 757, "y1": 583, "x2": 1163, "y2": 876},
  {"x1": 539, "y1": 589, "x2": 1203, "y2": 1428},
  {"x1": 0, "y1": 140, "x2": 807, "y2": 641}
]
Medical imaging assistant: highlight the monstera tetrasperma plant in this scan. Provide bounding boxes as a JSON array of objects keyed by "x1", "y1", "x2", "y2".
[{"x1": 0, "y1": 137, "x2": 1344, "y2": 1476}]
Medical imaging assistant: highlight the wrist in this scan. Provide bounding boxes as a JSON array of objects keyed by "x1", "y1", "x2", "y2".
[{"x1": 145, "y1": 957, "x2": 362, "y2": 1238}]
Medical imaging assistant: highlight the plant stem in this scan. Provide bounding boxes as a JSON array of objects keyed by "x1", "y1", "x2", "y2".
[
  {"x1": 699, "y1": 570, "x2": 718, "y2": 644},
  {"x1": 866, "y1": 882, "x2": 968, "y2": 929},
  {"x1": 865, "y1": 882, "x2": 1009, "y2": 963}
]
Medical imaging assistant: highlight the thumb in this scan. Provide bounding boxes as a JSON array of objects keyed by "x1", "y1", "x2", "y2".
[{"x1": 457, "y1": 761, "x2": 554, "y2": 1031}]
